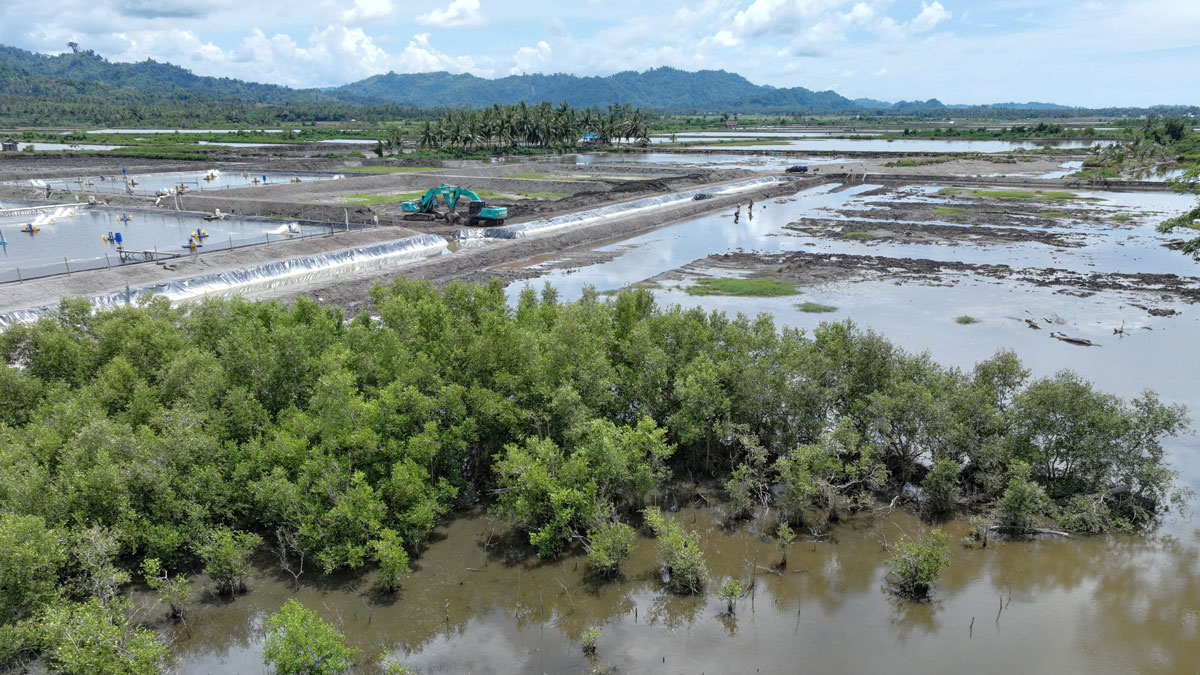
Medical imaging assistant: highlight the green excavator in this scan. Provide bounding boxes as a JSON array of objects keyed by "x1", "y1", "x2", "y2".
[{"x1": 400, "y1": 184, "x2": 507, "y2": 226}]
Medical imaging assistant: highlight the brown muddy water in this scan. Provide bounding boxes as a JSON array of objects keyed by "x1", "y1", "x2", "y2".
[{"x1": 156, "y1": 504, "x2": 1200, "y2": 675}]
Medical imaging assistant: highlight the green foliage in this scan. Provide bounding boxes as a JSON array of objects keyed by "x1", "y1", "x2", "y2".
[
  {"x1": 1057, "y1": 493, "x2": 1129, "y2": 534},
  {"x1": 922, "y1": 458, "x2": 961, "y2": 517},
  {"x1": 197, "y1": 527, "x2": 262, "y2": 595},
  {"x1": 718, "y1": 578, "x2": 743, "y2": 613},
  {"x1": 724, "y1": 433, "x2": 771, "y2": 519},
  {"x1": 494, "y1": 417, "x2": 672, "y2": 557},
  {"x1": 380, "y1": 654, "x2": 417, "y2": 675},
  {"x1": 0, "y1": 514, "x2": 65, "y2": 624},
  {"x1": 1158, "y1": 161, "x2": 1200, "y2": 260},
  {"x1": 995, "y1": 461, "x2": 1051, "y2": 529},
  {"x1": 263, "y1": 599, "x2": 357, "y2": 675},
  {"x1": 370, "y1": 529, "x2": 411, "y2": 592},
  {"x1": 773, "y1": 420, "x2": 887, "y2": 522},
  {"x1": 643, "y1": 507, "x2": 707, "y2": 594},
  {"x1": 140, "y1": 558, "x2": 192, "y2": 619},
  {"x1": 1007, "y1": 373, "x2": 1190, "y2": 526},
  {"x1": 938, "y1": 188, "x2": 1078, "y2": 200},
  {"x1": 797, "y1": 302, "x2": 838, "y2": 313},
  {"x1": 686, "y1": 277, "x2": 799, "y2": 297},
  {"x1": 581, "y1": 627, "x2": 601, "y2": 655},
  {"x1": 775, "y1": 522, "x2": 796, "y2": 565},
  {"x1": 37, "y1": 597, "x2": 169, "y2": 675},
  {"x1": 954, "y1": 315, "x2": 980, "y2": 325},
  {"x1": 585, "y1": 516, "x2": 637, "y2": 576},
  {"x1": 887, "y1": 529, "x2": 950, "y2": 598}
]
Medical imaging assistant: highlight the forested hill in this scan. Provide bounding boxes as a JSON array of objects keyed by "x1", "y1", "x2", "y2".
[
  {"x1": 0, "y1": 45, "x2": 334, "y2": 104},
  {"x1": 331, "y1": 67, "x2": 860, "y2": 111}
]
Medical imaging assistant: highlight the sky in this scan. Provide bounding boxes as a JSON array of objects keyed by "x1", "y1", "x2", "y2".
[{"x1": 0, "y1": 0, "x2": 1197, "y2": 107}]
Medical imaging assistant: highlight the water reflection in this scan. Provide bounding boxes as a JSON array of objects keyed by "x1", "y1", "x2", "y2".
[{"x1": 162, "y1": 503, "x2": 1200, "y2": 674}]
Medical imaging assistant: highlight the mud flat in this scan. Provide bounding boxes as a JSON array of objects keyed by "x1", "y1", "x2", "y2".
[{"x1": 659, "y1": 250, "x2": 1200, "y2": 310}]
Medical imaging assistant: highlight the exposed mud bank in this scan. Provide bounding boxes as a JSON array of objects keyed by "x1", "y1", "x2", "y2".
[{"x1": 659, "y1": 250, "x2": 1200, "y2": 310}]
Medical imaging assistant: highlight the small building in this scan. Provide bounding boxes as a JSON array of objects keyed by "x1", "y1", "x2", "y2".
[
  {"x1": 0, "y1": 138, "x2": 18, "y2": 152},
  {"x1": 579, "y1": 132, "x2": 601, "y2": 145},
  {"x1": 724, "y1": 120, "x2": 738, "y2": 129}
]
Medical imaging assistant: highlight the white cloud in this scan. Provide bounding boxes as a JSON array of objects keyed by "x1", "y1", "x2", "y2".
[
  {"x1": 415, "y1": 0, "x2": 486, "y2": 28},
  {"x1": 908, "y1": 2, "x2": 950, "y2": 34},
  {"x1": 397, "y1": 33, "x2": 484, "y2": 74},
  {"x1": 339, "y1": 0, "x2": 396, "y2": 24},
  {"x1": 510, "y1": 41, "x2": 551, "y2": 74}
]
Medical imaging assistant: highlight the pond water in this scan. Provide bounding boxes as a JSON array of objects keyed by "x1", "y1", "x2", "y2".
[
  {"x1": 11, "y1": 169, "x2": 345, "y2": 195},
  {"x1": 691, "y1": 139, "x2": 1115, "y2": 153},
  {"x1": 558, "y1": 152, "x2": 845, "y2": 171},
  {"x1": 0, "y1": 202, "x2": 331, "y2": 282},
  {"x1": 86, "y1": 128, "x2": 285, "y2": 134},
  {"x1": 163, "y1": 503, "x2": 1200, "y2": 674},
  {"x1": 157, "y1": 181, "x2": 1200, "y2": 673},
  {"x1": 3, "y1": 142, "x2": 124, "y2": 151}
]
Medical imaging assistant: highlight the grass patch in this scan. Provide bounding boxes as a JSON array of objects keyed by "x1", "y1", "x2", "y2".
[
  {"x1": 600, "y1": 282, "x2": 661, "y2": 296},
  {"x1": 1111, "y1": 214, "x2": 1133, "y2": 222},
  {"x1": 882, "y1": 155, "x2": 956, "y2": 168},
  {"x1": 339, "y1": 166, "x2": 442, "y2": 173},
  {"x1": 931, "y1": 207, "x2": 966, "y2": 216},
  {"x1": 686, "y1": 277, "x2": 799, "y2": 297},
  {"x1": 341, "y1": 192, "x2": 424, "y2": 205},
  {"x1": 955, "y1": 315, "x2": 981, "y2": 325},
  {"x1": 519, "y1": 192, "x2": 570, "y2": 199},
  {"x1": 797, "y1": 302, "x2": 838, "y2": 313},
  {"x1": 1039, "y1": 211, "x2": 1070, "y2": 218},
  {"x1": 842, "y1": 231, "x2": 873, "y2": 239},
  {"x1": 938, "y1": 188, "x2": 1078, "y2": 201},
  {"x1": 1069, "y1": 168, "x2": 1120, "y2": 181}
]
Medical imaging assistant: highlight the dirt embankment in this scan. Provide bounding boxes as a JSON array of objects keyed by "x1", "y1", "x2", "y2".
[{"x1": 278, "y1": 177, "x2": 821, "y2": 312}]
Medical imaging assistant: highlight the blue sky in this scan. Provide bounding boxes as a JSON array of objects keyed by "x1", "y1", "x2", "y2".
[{"x1": 0, "y1": 0, "x2": 1196, "y2": 106}]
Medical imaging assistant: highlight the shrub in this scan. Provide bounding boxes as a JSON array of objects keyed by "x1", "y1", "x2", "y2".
[
  {"x1": 196, "y1": 527, "x2": 262, "y2": 595},
  {"x1": 263, "y1": 599, "x2": 357, "y2": 675},
  {"x1": 643, "y1": 507, "x2": 707, "y2": 594},
  {"x1": 370, "y1": 529, "x2": 410, "y2": 592},
  {"x1": 921, "y1": 458, "x2": 961, "y2": 517},
  {"x1": 581, "y1": 627, "x2": 601, "y2": 655},
  {"x1": 718, "y1": 578, "x2": 743, "y2": 614},
  {"x1": 140, "y1": 558, "x2": 192, "y2": 619},
  {"x1": 775, "y1": 522, "x2": 796, "y2": 566},
  {"x1": 585, "y1": 517, "x2": 637, "y2": 576},
  {"x1": 886, "y1": 528, "x2": 950, "y2": 598},
  {"x1": 995, "y1": 461, "x2": 1051, "y2": 529}
]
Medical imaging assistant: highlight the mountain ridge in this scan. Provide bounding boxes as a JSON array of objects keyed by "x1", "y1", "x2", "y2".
[{"x1": 1, "y1": 43, "x2": 1194, "y2": 117}]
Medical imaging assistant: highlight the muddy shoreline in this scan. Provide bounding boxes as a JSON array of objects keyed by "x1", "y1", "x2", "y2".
[{"x1": 656, "y1": 249, "x2": 1200, "y2": 310}]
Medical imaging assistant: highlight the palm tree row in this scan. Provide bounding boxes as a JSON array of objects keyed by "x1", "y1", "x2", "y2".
[{"x1": 417, "y1": 101, "x2": 650, "y2": 150}]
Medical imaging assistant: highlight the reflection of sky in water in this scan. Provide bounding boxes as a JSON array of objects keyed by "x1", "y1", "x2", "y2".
[
  {"x1": 17, "y1": 170, "x2": 343, "y2": 195},
  {"x1": 0, "y1": 206, "x2": 329, "y2": 281}
]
